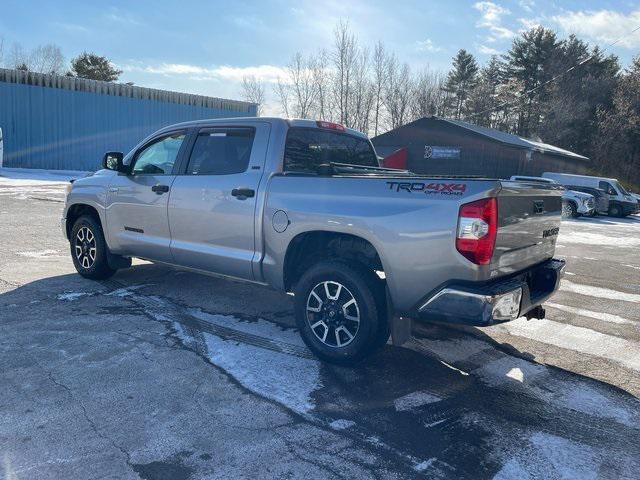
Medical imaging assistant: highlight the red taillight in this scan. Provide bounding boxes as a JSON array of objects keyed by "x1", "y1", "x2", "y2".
[
  {"x1": 316, "y1": 120, "x2": 345, "y2": 132},
  {"x1": 456, "y1": 197, "x2": 497, "y2": 265}
]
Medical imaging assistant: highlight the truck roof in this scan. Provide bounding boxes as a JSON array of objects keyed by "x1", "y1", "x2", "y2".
[{"x1": 156, "y1": 117, "x2": 369, "y2": 139}]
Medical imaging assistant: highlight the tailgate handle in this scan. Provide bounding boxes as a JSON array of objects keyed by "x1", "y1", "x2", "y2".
[{"x1": 533, "y1": 200, "x2": 544, "y2": 214}]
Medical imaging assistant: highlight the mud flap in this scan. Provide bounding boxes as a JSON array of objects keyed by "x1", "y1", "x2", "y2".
[
  {"x1": 391, "y1": 316, "x2": 412, "y2": 346},
  {"x1": 107, "y1": 251, "x2": 132, "y2": 270}
]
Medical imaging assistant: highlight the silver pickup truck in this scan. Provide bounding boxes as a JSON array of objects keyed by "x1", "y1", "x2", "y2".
[{"x1": 62, "y1": 118, "x2": 565, "y2": 364}]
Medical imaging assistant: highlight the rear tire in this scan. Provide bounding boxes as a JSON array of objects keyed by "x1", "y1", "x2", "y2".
[
  {"x1": 70, "y1": 215, "x2": 117, "y2": 280},
  {"x1": 609, "y1": 204, "x2": 622, "y2": 217},
  {"x1": 294, "y1": 261, "x2": 389, "y2": 365}
]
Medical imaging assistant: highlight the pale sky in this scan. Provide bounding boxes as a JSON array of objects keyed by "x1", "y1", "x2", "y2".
[{"x1": 2, "y1": 1, "x2": 639, "y2": 114}]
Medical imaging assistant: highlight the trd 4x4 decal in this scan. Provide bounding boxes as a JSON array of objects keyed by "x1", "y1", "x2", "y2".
[{"x1": 386, "y1": 181, "x2": 467, "y2": 196}]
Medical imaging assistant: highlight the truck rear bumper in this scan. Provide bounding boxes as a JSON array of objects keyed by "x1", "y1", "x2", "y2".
[{"x1": 415, "y1": 258, "x2": 565, "y2": 326}]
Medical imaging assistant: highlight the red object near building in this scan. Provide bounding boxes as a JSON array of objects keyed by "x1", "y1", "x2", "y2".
[{"x1": 381, "y1": 147, "x2": 408, "y2": 170}]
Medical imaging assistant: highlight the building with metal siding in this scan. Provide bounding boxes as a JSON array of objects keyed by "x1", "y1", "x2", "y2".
[
  {"x1": 0, "y1": 68, "x2": 257, "y2": 171},
  {"x1": 372, "y1": 117, "x2": 589, "y2": 178}
]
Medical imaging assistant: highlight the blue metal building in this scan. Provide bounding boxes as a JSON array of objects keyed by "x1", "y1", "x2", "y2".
[{"x1": 0, "y1": 68, "x2": 257, "y2": 171}]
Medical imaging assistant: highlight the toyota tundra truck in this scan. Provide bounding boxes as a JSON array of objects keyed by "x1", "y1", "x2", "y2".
[{"x1": 62, "y1": 118, "x2": 565, "y2": 364}]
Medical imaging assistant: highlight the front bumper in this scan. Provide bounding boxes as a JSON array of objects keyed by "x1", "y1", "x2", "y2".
[
  {"x1": 61, "y1": 216, "x2": 68, "y2": 240},
  {"x1": 416, "y1": 258, "x2": 565, "y2": 326}
]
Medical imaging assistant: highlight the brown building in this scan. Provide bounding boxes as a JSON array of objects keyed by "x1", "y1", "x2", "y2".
[{"x1": 371, "y1": 117, "x2": 589, "y2": 178}]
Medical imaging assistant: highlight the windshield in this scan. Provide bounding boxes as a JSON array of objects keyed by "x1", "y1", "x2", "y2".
[
  {"x1": 284, "y1": 127, "x2": 378, "y2": 174},
  {"x1": 612, "y1": 180, "x2": 629, "y2": 195}
]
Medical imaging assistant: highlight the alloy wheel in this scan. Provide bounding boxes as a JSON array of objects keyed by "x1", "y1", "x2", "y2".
[
  {"x1": 74, "y1": 226, "x2": 96, "y2": 269},
  {"x1": 306, "y1": 281, "x2": 360, "y2": 348}
]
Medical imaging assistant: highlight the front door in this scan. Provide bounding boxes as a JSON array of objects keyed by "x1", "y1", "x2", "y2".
[
  {"x1": 168, "y1": 124, "x2": 269, "y2": 280},
  {"x1": 106, "y1": 131, "x2": 188, "y2": 262}
]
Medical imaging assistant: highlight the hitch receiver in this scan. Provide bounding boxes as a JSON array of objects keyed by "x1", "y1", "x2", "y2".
[{"x1": 525, "y1": 305, "x2": 546, "y2": 320}]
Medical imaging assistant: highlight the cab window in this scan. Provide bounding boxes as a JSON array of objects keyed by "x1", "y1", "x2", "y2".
[
  {"x1": 284, "y1": 128, "x2": 378, "y2": 174},
  {"x1": 186, "y1": 128, "x2": 255, "y2": 175},
  {"x1": 598, "y1": 181, "x2": 617, "y2": 196},
  {"x1": 132, "y1": 132, "x2": 186, "y2": 175}
]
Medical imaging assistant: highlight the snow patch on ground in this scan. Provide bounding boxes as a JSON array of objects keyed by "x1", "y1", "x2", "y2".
[
  {"x1": 546, "y1": 302, "x2": 638, "y2": 326},
  {"x1": 17, "y1": 249, "x2": 64, "y2": 258},
  {"x1": 493, "y1": 432, "x2": 600, "y2": 480},
  {"x1": 474, "y1": 356, "x2": 547, "y2": 388},
  {"x1": 394, "y1": 390, "x2": 442, "y2": 412},
  {"x1": 105, "y1": 285, "x2": 150, "y2": 298},
  {"x1": 0, "y1": 167, "x2": 89, "y2": 184},
  {"x1": 188, "y1": 308, "x2": 307, "y2": 347},
  {"x1": 57, "y1": 292, "x2": 90, "y2": 301},
  {"x1": 561, "y1": 280, "x2": 640, "y2": 303},
  {"x1": 502, "y1": 318, "x2": 640, "y2": 371},
  {"x1": 413, "y1": 458, "x2": 437, "y2": 472},
  {"x1": 558, "y1": 231, "x2": 640, "y2": 247},
  {"x1": 329, "y1": 419, "x2": 356, "y2": 430},
  {"x1": 203, "y1": 333, "x2": 321, "y2": 415}
]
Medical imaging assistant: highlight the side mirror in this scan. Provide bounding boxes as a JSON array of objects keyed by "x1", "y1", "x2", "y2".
[{"x1": 102, "y1": 152, "x2": 126, "y2": 172}]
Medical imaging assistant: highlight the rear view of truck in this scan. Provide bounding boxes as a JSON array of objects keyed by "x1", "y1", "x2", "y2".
[{"x1": 415, "y1": 180, "x2": 564, "y2": 326}]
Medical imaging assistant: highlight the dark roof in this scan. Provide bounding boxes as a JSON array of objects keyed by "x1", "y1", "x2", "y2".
[
  {"x1": 376, "y1": 117, "x2": 589, "y2": 162},
  {"x1": 443, "y1": 118, "x2": 588, "y2": 161}
]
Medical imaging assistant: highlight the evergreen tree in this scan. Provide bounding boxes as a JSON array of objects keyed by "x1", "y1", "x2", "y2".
[
  {"x1": 504, "y1": 27, "x2": 558, "y2": 137},
  {"x1": 70, "y1": 52, "x2": 122, "y2": 82},
  {"x1": 444, "y1": 49, "x2": 479, "y2": 119},
  {"x1": 594, "y1": 56, "x2": 640, "y2": 187}
]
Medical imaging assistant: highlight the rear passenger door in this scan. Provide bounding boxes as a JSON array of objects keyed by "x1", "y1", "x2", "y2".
[{"x1": 168, "y1": 124, "x2": 269, "y2": 280}]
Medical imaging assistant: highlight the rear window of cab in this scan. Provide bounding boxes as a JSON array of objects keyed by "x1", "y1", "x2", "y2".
[{"x1": 283, "y1": 127, "x2": 378, "y2": 174}]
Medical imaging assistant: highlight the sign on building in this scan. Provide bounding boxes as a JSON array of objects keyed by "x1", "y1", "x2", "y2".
[{"x1": 424, "y1": 146, "x2": 460, "y2": 159}]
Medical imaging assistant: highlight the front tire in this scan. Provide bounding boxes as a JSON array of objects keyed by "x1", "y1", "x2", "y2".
[
  {"x1": 562, "y1": 201, "x2": 577, "y2": 218},
  {"x1": 609, "y1": 204, "x2": 622, "y2": 217},
  {"x1": 70, "y1": 215, "x2": 117, "y2": 280},
  {"x1": 294, "y1": 261, "x2": 389, "y2": 365}
]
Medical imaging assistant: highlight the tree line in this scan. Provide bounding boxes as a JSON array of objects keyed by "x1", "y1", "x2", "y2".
[
  {"x1": 242, "y1": 23, "x2": 640, "y2": 187},
  {"x1": 0, "y1": 39, "x2": 122, "y2": 82}
]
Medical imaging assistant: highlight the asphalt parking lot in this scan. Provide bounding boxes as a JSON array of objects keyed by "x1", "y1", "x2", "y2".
[{"x1": 1, "y1": 173, "x2": 639, "y2": 479}]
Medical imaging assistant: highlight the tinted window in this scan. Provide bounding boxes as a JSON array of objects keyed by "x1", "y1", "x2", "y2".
[
  {"x1": 187, "y1": 128, "x2": 255, "y2": 175},
  {"x1": 284, "y1": 128, "x2": 377, "y2": 174},
  {"x1": 133, "y1": 133, "x2": 185, "y2": 175},
  {"x1": 599, "y1": 181, "x2": 617, "y2": 196}
]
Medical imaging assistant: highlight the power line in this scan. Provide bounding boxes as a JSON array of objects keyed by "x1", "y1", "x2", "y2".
[{"x1": 469, "y1": 22, "x2": 640, "y2": 119}]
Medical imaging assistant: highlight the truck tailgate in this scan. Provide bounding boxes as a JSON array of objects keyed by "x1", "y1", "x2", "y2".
[{"x1": 493, "y1": 181, "x2": 562, "y2": 275}]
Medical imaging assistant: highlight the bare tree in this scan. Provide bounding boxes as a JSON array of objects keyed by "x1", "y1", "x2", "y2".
[
  {"x1": 383, "y1": 55, "x2": 412, "y2": 130},
  {"x1": 240, "y1": 75, "x2": 266, "y2": 116},
  {"x1": 310, "y1": 50, "x2": 331, "y2": 120},
  {"x1": 30, "y1": 44, "x2": 65, "y2": 74},
  {"x1": 274, "y1": 78, "x2": 291, "y2": 118},
  {"x1": 410, "y1": 68, "x2": 447, "y2": 120},
  {"x1": 7, "y1": 42, "x2": 65, "y2": 74},
  {"x1": 331, "y1": 21, "x2": 358, "y2": 127},
  {"x1": 371, "y1": 42, "x2": 387, "y2": 136}
]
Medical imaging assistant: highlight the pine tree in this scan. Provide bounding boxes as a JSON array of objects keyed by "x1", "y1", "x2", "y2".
[
  {"x1": 70, "y1": 52, "x2": 122, "y2": 82},
  {"x1": 504, "y1": 27, "x2": 558, "y2": 137},
  {"x1": 443, "y1": 49, "x2": 479, "y2": 119}
]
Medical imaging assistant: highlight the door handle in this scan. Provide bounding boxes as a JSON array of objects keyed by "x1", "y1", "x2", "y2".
[
  {"x1": 151, "y1": 184, "x2": 170, "y2": 194},
  {"x1": 231, "y1": 187, "x2": 255, "y2": 199}
]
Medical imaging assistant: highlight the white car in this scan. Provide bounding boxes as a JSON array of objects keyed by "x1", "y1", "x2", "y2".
[{"x1": 510, "y1": 176, "x2": 595, "y2": 218}]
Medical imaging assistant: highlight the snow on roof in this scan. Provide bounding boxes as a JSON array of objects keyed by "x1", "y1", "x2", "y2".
[{"x1": 441, "y1": 118, "x2": 589, "y2": 161}]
